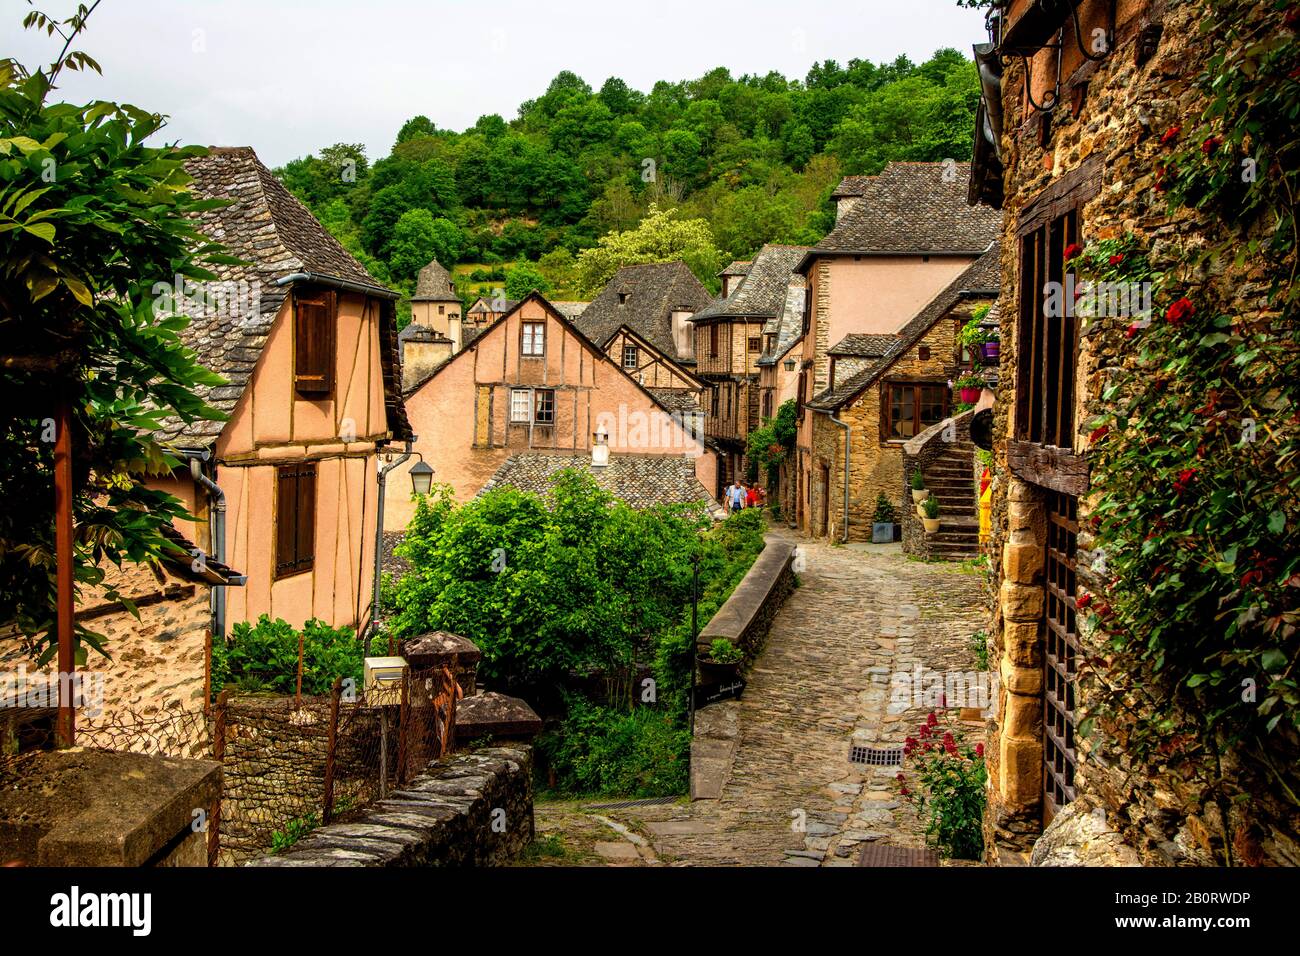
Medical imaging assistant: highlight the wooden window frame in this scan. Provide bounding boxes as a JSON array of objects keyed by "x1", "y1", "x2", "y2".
[
  {"x1": 534, "y1": 388, "x2": 555, "y2": 425},
  {"x1": 881, "y1": 379, "x2": 949, "y2": 443},
  {"x1": 521, "y1": 321, "x2": 546, "y2": 357},
  {"x1": 622, "y1": 344, "x2": 639, "y2": 370},
  {"x1": 293, "y1": 290, "x2": 336, "y2": 398},
  {"x1": 709, "y1": 323, "x2": 719, "y2": 359},
  {"x1": 275, "y1": 462, "x2": 317, "y2": 579},
  {"x1": 748, "y1": 335, "x2": 762, "y2": 353}
]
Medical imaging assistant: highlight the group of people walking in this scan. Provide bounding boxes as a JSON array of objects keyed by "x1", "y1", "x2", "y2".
[{"x1": 723, "y1": 477, "x2": 765, "y2": 515}]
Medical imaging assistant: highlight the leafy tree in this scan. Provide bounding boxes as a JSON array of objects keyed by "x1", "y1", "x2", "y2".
[
  {"x1": 395, "y1": 114, "x2": 437, "y2": 145},
  {"x1": 0, "y1": 8, "x2": 228, "y2": 663},
  {"x1": 504, "y1": 261, "x2": 551, "y2": 299},
  {"x1": 389, "y1": 209, "x2": 464, "y2": 282},
  {"x1": 575, "y1": 204, "x2": 725, "y2": 295}
]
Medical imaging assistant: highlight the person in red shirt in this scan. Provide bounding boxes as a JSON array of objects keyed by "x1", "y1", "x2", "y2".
[{"x1": 746, "y1": 483, "x2": 760, "y2": 509}]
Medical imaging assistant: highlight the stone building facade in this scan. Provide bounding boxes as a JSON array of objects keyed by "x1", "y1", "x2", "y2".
[{"x1": 970, "y1": 0, "x2": 1300, "y2": 864}]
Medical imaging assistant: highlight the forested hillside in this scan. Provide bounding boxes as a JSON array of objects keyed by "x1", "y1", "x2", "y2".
[{"x1": 275, "y1": 49, "x2": 978, "y2": 303}]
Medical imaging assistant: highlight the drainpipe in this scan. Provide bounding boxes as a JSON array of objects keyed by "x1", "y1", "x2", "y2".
[
  {"x1": 825, "y1": 411, "x2": 852, "y2": 544},
  {"x1": 184, "y1": 449, "x2": 228, "y2": 642},
  {"x1": 372, "y1": 439, "x2": 414, "y2": 639}
]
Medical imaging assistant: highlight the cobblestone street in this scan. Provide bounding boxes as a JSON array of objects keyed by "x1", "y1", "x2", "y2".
[{"x1": 532, "y1": 528, "x2": 992, "y2": 867}]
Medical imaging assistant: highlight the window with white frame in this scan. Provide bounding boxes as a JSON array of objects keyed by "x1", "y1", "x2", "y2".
[
  {"x1": 522, "y1": 321, "x2": 545, "y2": 356},
  {"x1": 510, "y1": 388, "x2": 531, "y2": 423},
  {"x1": 622, "y1": 344, "x2": 639, "y2": 369}
]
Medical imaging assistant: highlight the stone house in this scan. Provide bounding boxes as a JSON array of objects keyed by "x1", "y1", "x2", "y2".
[
  {"x1": 399, "y1": 259, "x2": 462, "y2": 389},
  {"x1": 691, "y1": 245, "x2": 809, "y2": 498},
  {"x1": 803, "y1": 249, "x2": 998, "y2": 545},
  {"x1": 575, "y1": 260, "x2": 712, "y2": 436},
  {"x1": 150, "y1": 147, "x2": 411, "y2": 639},
  {"x1": 967, "y1": 0, "x2": 1299, "y2": 864},
  {"x1": 793, "y1": 163, "x2": 1001, "y2": 536},
  {"x1": 386, "y1": 292, "x2": 714, "y2": 529}
]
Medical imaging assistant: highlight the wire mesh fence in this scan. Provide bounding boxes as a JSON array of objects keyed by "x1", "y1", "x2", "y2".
[{"x1": 2, "y1": 665, "x2": 461, "y2": 866}]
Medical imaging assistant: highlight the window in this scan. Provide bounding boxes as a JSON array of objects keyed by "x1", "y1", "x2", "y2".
[
  {"x1": 1017, "y1": 208, "x2": 1079, "y2": 447},
  {"x1": 918, "y1": 346, "x2": 931, "y2": 362},
  {"x1": 1043, "y1": 492, "x2": 1080, "y2": 821},
  {"x1": 534, "y1": 389, "x2": 555, "y2": 424},
  {"x1": 883, "y1": 382, "x2": 948, "y2": 441},
  {"x1": 748, "y1": 336, "x2": 761, "y2": 352},
  {"x1": 1013, "y1": 158, "x2": 1101, "y2": 450},
  {"x1": 438, "y1": 305, "x2": 445, "y2": 315},
  {"x1": 709, "y1": 324, "x2": 719, "y2": 358},
  {"x1": 275, "y1": 463, "x2": 316, "y2": 578},
  {"x1": 622, "y1": 344, "x2": 639, "y2": 369},
  {"x1": 510, "y1": 388, "x2": 554, "y2": 424},
  {"x1": 293, "y1": 291, "x2": 335, "y2": 397},
  {"x1": 510, "y1": 388, "x2": 531, "y2": 423},
  {"x1": 762, "y1": 390, "x2": 773, "y2": 419},
  {"x1": 710, "y1": 388, "x2": 719, "y2": 416},
  {"x1": 522, "y1": 321, "x2": 545, "y2": 356}
]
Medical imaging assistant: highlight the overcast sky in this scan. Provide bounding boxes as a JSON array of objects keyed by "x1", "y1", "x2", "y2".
[{"x1": 10, "y1": 0, "x2": 989, "y2": 168}]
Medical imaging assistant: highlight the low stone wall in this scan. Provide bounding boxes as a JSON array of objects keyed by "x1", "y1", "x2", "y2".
[
  {"x1": 695, "y1": 537, "x2": 796, "y2": 663},
  {"x1": 246, "y1": 746, "x2": 533, "y2": 867}
]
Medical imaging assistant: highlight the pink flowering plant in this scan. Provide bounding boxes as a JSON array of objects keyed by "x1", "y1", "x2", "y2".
[{"x1": 900, "y1": 709, "x2": 986, "y2": 859}]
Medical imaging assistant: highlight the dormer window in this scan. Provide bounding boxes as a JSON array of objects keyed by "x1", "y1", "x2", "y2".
[{"x1": 293, "y1": 289, "x2": 335, "y2": 398}]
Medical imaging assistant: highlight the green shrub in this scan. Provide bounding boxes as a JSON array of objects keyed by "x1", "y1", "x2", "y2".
[
  {"x1": 923, "y1": 496, "x2": 941, "y2": 519},
  {"x1": 707, "y1": 638, "x2": 742, "y2": 664},
  {"x1": 873, "y1": 492, "x2": 896, "y2": 524},
  {"x1": 910, "y1": 470, "x2": 926, "y2": 490},
  {"x1": 902, "y1": 711, "x2": 987, "y2": 859},
  {"x1": 212, "y1": 615, "x2": 366, "y2": 699},
  {"x1": 537, "y1": 697, "x2": 690, "y2": 798}
]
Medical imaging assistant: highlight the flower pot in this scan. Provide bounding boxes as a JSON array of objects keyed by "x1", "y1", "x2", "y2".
[
  {"x1": 959, "y1": 386, "x2": 982, "y2": 404},
  {"x1": 922, "y1": 517, "x2": 942, "y2": 534},
  {"x1": 696, "y1": 654, "x2": 740, "y2": 686},
  {"x1": 981, "y1": 341, "x2": 1000, "y2": 363},
  {"x1": 911, "y1": 488, "x2": 930, "y2": 504},
  {"x1": 872, "y1": 522, "x2": 895, "y2": 543}
]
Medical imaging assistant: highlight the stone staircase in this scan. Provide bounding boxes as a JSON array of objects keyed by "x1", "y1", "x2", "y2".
[
  {"x1": 901, "y1": 410, "x2": 981, "y2": 562},
  {"x1": 917, "y1": 440, "x2": 979, "y2": 560}
]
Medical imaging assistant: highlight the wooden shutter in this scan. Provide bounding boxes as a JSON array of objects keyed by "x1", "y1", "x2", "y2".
[
  {"x1": 275, "y1": 463, "x2": 317, "y2": 578},
  {"x1": 294, "y1": 291, "x2": 335, "y2": 396}
]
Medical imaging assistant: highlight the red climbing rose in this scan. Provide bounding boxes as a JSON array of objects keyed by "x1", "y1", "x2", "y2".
[
  {"x1": 1076, "y1": 593, "x2": 1093, "y2": 610},
  {"x1": 1063, "y1": 242, "x2": 1083, "y2": 261},
  {"x1": 975, "y1": 743, "x2": 985, "y2": 758},
  {"x1": 1089, "y1": 425, "x2": 1109, "y2": 443},
  {"x1": 1160, "y1": 125, "x2": 1181, "y2": 145},
  {"x1": 1126, "y1": 322, "x2": 1141, "y2": 339},
  {"x1": 1166, "y1": 297, "x2": 1195, "y2": 325},
  {"x1": 1201, "y1": 135, "x2": 1223, "y2": 156},
  {"x1": 1109, "y1": 253, "x2": 1125, "y2": 266},
  {"x1": 1174, "y1": 468, "x2": 1197, "y2": 495}
]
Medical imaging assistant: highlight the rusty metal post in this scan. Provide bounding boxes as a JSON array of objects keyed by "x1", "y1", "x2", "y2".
[
  {"x1": 323, "y1": 676, "x2": 342, "y2": 825},
  {"x1": 295, "y1": 631, "x2": 304, "y2": 708},
  {"x1": 53, "y1": 397, "x2": 76, "y2": 748},
  {"x1": 396, "y1": 670, "x2": 410, "y2": 786},
  {"x1": 203, "y1": 628, "x2": 212, "y2": 717},
  {"x1": 208, "y1": 689, "x2": 228, "y2": 867}
]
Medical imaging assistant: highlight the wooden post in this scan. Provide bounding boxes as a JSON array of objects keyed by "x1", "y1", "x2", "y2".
[
  {"x1": 322, "y1": 676, "x2": 342, "y2": 825},
  {"x1": 53, "y1": 397, "x2": 76, "y2": 748},
  {"x1": 208, "y1": 689, "x2": 228, "y2": 867},
  {"x1": 396, "y1": 670, "x2": 410, "y2": 787}
]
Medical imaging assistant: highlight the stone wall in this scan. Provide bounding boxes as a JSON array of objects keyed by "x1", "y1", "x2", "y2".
[
  {"x1": 246, "y1": 746, "x2": 533, "y2": 867},
  {"x1": 983, "y1": 0, "x2": 1300, "y2": 865},
  {"x1": 696, "y1": 537, "x2": 796, "y2": 663}
]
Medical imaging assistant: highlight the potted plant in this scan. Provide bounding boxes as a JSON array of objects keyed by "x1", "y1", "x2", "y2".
[
  {"x1": 910, "y1": 469, "x2": 929, "y2": 504},
  {"x1": 954, "y1": 374, "x2": 984, "y2": 405},
  {"x1": 980, "y1": 330, "x2": 1000, "y2": 364},
  {"x1": 697, "y1": 638, "x2": 743, "y2": 684},
  {"x1": 922, "y1": 495, "x2": 942, "y2": 534},
  {"x1": 872, "y1": 492, "x2": 898, "y2": 543}
]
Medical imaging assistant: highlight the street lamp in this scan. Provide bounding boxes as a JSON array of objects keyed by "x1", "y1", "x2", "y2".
[{"x1": 409, "y1": 460, "x2": 435, "y2": 495}]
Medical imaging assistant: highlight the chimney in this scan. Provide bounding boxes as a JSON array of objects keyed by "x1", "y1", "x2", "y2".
[{"x1": 591, "y1": 426, "x2": 610, "y2": 468}]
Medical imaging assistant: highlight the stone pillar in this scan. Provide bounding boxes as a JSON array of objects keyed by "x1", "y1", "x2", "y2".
[{"x1": 987, "y1": 476, "x2": 1048, "y2": 858}]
